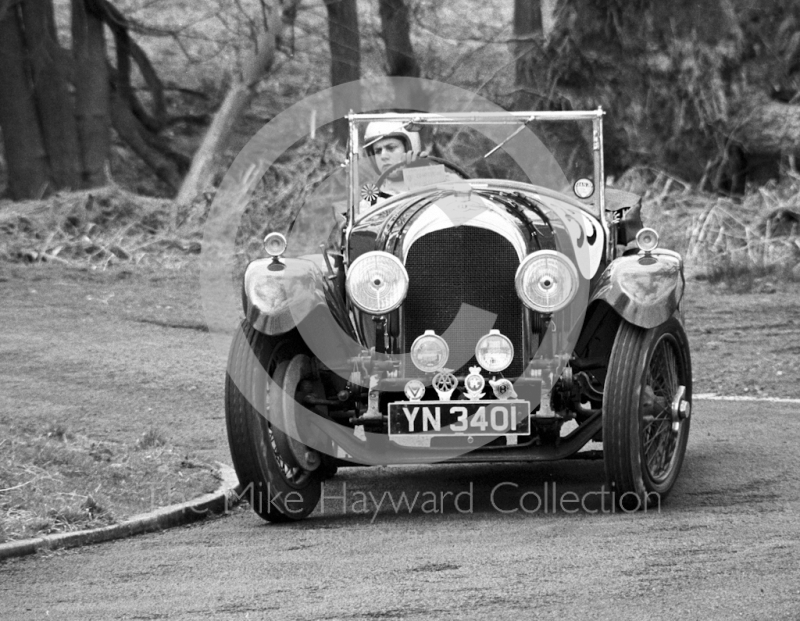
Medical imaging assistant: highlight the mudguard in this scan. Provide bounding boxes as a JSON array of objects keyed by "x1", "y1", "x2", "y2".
[
  {"x1": 243, "y1": 254, "x2": 350, "y2": 337},
  {"x1": 589, "y1": 249, "x2": 684, "y2": 329}
]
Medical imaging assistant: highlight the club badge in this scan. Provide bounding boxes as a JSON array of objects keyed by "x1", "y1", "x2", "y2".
[
  {"x1": 432, "y1": 372, "x2": 458, "y2": 400},
  {"x1": 404, "y1": 379, "x2": 425, "y2": 401},
  {"x1": 489, "y1": 378, "x2": 518, "y2": 400},
  {"x1": 464, "y1": 366, "x2": 485, "y2": 400},
  {"x1": 361, "y1": 183, "x2": 379, "y2": 205}
]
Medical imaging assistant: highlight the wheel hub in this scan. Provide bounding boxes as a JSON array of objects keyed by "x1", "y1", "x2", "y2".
[
  {"x1": 273, "y1": 355, "x2": 324, "y2": 472},
  {"x1": 671, "y1": 385, "x2": 689, "y2": 433}
]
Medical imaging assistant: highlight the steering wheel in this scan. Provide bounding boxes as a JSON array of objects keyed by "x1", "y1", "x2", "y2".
[{"x1": 374, "y1": 155, "x2": 471, "y2": 192}]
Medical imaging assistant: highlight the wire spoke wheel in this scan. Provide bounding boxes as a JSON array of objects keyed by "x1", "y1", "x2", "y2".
[
  {"x1": 266, "y1": 424, "x2": 310, "y2": 485},
  {"x1": 642, "y1": 340, "x2": 680, "y2": 482},
  {"x1": 225, "y1": 321, "x2": 321, "y2": 523},
  {"x1": 603, "y1": 316, "x2": 692, "y2": 510}
]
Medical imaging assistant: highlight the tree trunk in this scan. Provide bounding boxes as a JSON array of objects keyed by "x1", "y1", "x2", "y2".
[
  {"x1": 324, "y1": 0, "x2": 361, "y2": 143},
  {"x1": 127, "y1": 37, "x2": 167, "y2": 132},
  {"x1": 109, "y1": 87, "x2": 183, "y2": 191},
  {"x1": 176, "y1": 5, "x2": 280, "y2": 205},
  {"x1": 72, "y1": 0, "x2": 110, "y2": 187},
  {"x1": 99, "y1": 0, "x2": 165, "y2": 133},
  {"x1": 540, "y1": 0, "x2": 556, "y2": 42},
  {"x1": 377, "y1": 0, "x2": 426, "y2": 111},
  {"x1": 512, "y1": 0, "x2": 542, "y2": 91},
  {"x1": 21, "y1": 0, "x2": 82, "y2": 190},
  {"x1": 0, "y1": 4, "x2": 51, "y2": 199}
]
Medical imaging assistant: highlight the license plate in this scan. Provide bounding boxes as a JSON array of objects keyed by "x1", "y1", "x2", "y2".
[{"x1": 388, "y1": 401, "x2": 531, "y2": 436}]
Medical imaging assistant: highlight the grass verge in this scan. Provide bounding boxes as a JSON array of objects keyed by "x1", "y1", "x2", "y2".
[{"x1": 0, "y1": 420, "x2": 219, "y2": 544}]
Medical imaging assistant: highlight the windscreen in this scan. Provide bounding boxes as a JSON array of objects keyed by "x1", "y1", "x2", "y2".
[{"x1": 352, "y1": 116, "x2": 598, "y2": 218}]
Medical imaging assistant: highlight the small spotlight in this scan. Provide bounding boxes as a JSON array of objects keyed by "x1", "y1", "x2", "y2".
[
  {"x1": 264, "y1": 232, "x2": 287, "y2": 257},
  {"x1": 636, "y1": 228, "x2": 659, "y2": 253}
]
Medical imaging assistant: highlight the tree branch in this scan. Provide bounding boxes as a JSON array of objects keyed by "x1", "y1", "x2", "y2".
[{"x1": 176, "y1": 1, "x2": 282, "y2": 204}]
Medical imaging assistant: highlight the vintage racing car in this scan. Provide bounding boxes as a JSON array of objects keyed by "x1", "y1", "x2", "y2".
[{"x1": 225, "y1": 109, "x2": 692, "y2": 522}]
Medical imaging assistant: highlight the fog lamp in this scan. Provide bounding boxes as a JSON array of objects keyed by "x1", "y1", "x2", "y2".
[
  {"x1": 410, "y1": 330, "x2": 449, "y2": 373},
  {"x1": 475, "y1": 329, "x2": 514, "y2": 373}
]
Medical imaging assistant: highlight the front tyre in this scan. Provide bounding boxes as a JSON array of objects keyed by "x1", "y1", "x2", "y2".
[
  {"x1": 225, "y1": 321, "x2": 322, "y2": 523},
  {"x1": 603, "y1": 316, "x2": 692, "y2": 510}
]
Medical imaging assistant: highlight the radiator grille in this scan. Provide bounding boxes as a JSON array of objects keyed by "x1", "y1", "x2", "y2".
[{"x1": 403, "y1": 226, "x2": 524, "y2": 377}]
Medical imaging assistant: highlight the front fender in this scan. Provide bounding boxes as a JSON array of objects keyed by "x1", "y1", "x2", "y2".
[
  {"x1": 589, "y1": 250, "x2": 684, "y2": 329},
  {"x1": 243, "y1": 255, "x2": 347, "y2": 336}
]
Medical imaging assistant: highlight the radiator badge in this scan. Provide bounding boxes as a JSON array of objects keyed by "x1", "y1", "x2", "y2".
[
  {"x1": 489, "y1": 377, "x2": 518, "y2": 400},
  {"x1": 404, "y1": 379, "x2": 425, "y2": 401},
  {"x1": 432, "y1": 372, "x2": 458, "y2": 400},
  {"x1": 464, "y1": 366, "x2": 485, "y2": 400}
]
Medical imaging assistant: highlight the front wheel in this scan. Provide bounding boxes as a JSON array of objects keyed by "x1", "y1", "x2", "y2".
[
  {"x1": 603, "y1": 316, "x2": 692, "y2": 510},
  {"x1": 225, "y1": 321, "x2": 322, "y2": 522}
]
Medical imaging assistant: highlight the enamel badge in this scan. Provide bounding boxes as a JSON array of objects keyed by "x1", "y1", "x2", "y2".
[
  {"x1": 489, "y1": 378, "x2": 518, "y2": 400},
  {"x1": 464, "y1": 366, "x2": 485, "y2": 400},
  {"x1": 404, "y1": 379, "x2": 425, "y2": 401},
  {"x1": 432, "y1": 372, "x2": 458, "y2": 401}
]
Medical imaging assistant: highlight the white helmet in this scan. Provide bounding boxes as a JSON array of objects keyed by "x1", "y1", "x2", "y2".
[{"x1": 363, "y1": 121, "x2": 422, "y2": 156}]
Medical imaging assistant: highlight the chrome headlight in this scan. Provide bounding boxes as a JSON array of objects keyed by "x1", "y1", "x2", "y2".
[
  {"x1": 515, "y1": 250, "x2": 578, "y2": 313},
  {"x1": 346, "y1": 251, "x2": 409, "y2": 314}
]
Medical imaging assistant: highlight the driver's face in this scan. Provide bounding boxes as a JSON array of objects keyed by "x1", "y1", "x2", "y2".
[{"x1": 372, "y1": 138, "x2": 407, "y2": 175}]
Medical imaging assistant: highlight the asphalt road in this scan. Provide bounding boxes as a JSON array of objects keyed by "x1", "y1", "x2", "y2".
[{"x1": 2, "y1": 399, "x2": 799, "y2": 620}]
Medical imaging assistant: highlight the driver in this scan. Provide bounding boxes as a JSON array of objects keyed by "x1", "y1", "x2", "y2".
[{"x1": 360, "y1": 121, "x2": 428, "y2": 209}]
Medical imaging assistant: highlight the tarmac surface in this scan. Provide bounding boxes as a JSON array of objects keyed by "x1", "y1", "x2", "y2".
[{"x1": 2, "y1": 399, "x2": 798, "y2": 620}]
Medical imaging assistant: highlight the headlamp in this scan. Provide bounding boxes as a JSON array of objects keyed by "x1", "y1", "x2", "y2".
[
  {"x1": 346, "y1": 251, "x2": 409, "y2": 314},
  {"x1": 515, "y1": 250, "x2": 579, "y2": 313}
]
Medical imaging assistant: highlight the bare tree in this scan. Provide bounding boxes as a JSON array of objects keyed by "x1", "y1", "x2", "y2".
[
  {"x1": 324, "y1": 0, "x2": 361, "y2": 143},
  {"x1": 377, "y1": 0, "x2": 426, "y2": 110},
  {"x1": 71, "y1": 0, "x2": 111, "y2": 187},
  {"x1": 23, "y1": 0, "x2": 82, "y2": 190},
  {"x1": 540, "y1": 0, "x2": 556, "y2": 42},
  {"x1": 523, "y1": 0, "x2": 800, "y2": 190},
  {"x1": 176, "y1": 0, "x2": 299, "y2": 205},
  {"x1": 0, "y1": 2, "x2": 52, "y2": 198},
  {"x1": 512, "y1": 0, "x2": 542, "y2": 92},
  {"x1": 0, "y1": 0, "x2": 185, "y2": 200}
]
